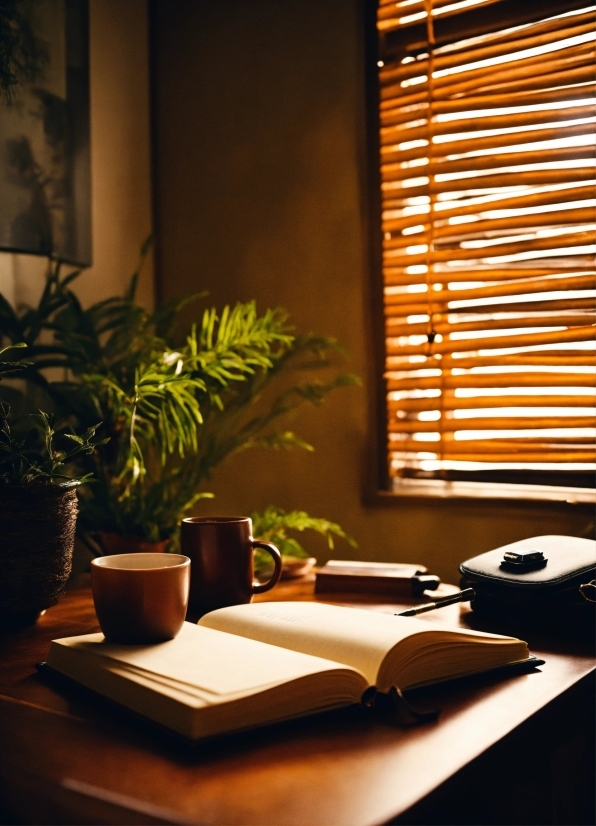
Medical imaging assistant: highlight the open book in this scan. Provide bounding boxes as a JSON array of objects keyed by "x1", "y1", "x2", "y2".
[{"x1": 45, "y1": 601, "x2": 533, "y2": 741}]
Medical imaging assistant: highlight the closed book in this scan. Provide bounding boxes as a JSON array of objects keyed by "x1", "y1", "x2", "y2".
[{"x1": 315, "y1": 560, "x2": 439, "y2": 597}]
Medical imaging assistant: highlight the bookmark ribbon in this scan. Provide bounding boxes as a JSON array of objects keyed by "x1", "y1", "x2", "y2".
[
  {"x1": 389, "y1": 686, "x2": 441, "y2": 725},
  {"x1": 361, "y1": 685, "x2": 440, "y2": 726}
]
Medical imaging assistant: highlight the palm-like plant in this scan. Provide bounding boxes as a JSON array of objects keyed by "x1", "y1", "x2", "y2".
[{"x1": 0, "y1": 255, "x2": 359, "y2": 552}]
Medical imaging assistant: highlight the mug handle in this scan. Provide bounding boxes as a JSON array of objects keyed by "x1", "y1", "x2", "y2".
[{"x1": 251, "y1": 540, "x2": 283, "y2": 594}]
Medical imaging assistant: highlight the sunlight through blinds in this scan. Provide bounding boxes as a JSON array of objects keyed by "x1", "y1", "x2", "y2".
[{"x1": 377, "y1": 1, "x2": 596, "y2": 489}]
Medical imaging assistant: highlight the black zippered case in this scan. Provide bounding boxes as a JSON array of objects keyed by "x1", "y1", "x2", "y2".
[{"x1": 460, "y1": 535, "x2": 595, "y2": 634}]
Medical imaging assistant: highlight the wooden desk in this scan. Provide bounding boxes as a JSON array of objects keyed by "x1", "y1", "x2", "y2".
[{"x1": 0, "y1": 575, "x2": 594, "y2": 825}]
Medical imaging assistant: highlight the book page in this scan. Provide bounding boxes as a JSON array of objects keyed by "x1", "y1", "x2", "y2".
[
  {"x1": 200, "y1": 602, "x2": 528, "y2": 690},
  {"x1": 199, "y1": 601, "x2": 426, "y2": 685},
  {"x1": 49, "y1": 622, "x2": 364, "y2": 699}
]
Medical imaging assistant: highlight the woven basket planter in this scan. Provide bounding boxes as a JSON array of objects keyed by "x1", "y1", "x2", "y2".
[{"x1": 0, "y1": 485, "x2": 78, "y2": 628}]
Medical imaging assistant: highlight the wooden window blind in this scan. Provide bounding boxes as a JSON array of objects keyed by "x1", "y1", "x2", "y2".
[{"x1": 376, "y1": 0, "x2": 596, "y2": 493}]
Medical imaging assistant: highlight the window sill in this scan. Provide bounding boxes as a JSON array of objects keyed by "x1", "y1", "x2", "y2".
[{"x1": 367, "y1": 478, "x2": 596, "y2": 507}]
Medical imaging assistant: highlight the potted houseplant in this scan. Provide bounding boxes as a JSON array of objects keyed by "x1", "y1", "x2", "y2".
[
  {"x1": 0, "y1": 345, "x2": 106, "y2": 627},
  {"x1": 0, "y1": 254, "x2": 358, "y2": 565}
]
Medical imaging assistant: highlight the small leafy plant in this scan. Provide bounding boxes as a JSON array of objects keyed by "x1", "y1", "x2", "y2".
[
  {"x1": 251, "y1": 506, "x2": 357, "y2": 574},
  {"x1": 0, "y1": 344, "x2": 107, "y2": 486},
  {"x1": 0, "y1": 405, "x2": 106, "y2": 486}
]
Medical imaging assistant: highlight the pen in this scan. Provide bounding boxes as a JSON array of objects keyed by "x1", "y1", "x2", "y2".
[{"x1": 396, "y1": 588, "x2": 475, "y2": 617}]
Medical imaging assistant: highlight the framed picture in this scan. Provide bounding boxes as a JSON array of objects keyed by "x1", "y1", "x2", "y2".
[{"x1": 0, "y1": 0, "x2": 91, "y2": 266}]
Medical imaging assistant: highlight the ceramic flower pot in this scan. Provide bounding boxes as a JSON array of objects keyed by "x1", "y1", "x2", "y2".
[{"x1": 0, "y1": 485, "x2": 78, "y2": 628}]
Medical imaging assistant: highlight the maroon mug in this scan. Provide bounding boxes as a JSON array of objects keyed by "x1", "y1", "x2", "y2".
[
  {"x1": 181, "y1": 516, "x2": 283, "y2": 621},
  {"x1": 91, "y1": 553, "x2": 190, "y2": 644}
]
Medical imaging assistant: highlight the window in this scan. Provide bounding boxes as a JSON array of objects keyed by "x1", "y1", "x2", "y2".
[{"x1": 374, "y1": 0, "x2": 596, "y2": 499}]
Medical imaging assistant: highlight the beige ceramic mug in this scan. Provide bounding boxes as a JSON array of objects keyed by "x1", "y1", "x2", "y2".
[{"x1": 91, "y1": 553, "x2": 190, "y2": 644}]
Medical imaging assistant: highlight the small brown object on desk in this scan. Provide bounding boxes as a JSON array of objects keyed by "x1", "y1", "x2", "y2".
[
  {"x1": 315, "y1": 559, "x2": 440, "y2": 597},
  {"x1": 0, "y1": 573, "x2": 594, "y2": 825}
]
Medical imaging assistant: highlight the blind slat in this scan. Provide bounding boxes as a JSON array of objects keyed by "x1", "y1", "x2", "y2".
[
  {"x1": 379, "y1": 30, "x2": 594, "y2": 89},
  {"x1": 383, "y1": 298, "x2": 596, "y2": 318},
  {"x1": 385, "y1": 326, "x2": 596, "y2": 355},
  {"x1": 388, "y1": 394, "x2": 596, "y2": 411},
  {"x1": 383, "y1": 274, "x2": 596, "y2": 306},
  {"x1": 386, "y1": 373, "x2": 596, "y2": 390},
  {"x1": 384, "y1": 190, "x2": 594, "y2": 230},
  {"x1": 384, "y1": 239, "x2": 596, "y2": 263},
  {"x1": 382, "y1": 148, "x2": 594, "y2": 183},
  {"x1": 384, "y1": 214, "x2": 596, "y2": 250},
  {"x1": 389, "y1": 439, "x2": 596, "y2": 453},
  {"x1": 385, "y1": 63, "x2": 596, "y2": 111},
  {"x1": 378, "y1": 0, "x2": 504, "y2": 29},
  {"x1": 382, "y1": 303, "x2": 592, "y2": 319},
  {"x1": 381, "y1": 107, "x2": 594, "y2": 148},
  {"x1": 390, "y1": 438, "x2": 596, "y2": 448},
  {"x1": 383, "y1": 269, "x2": 596, "y2": 287},
  {"x1": 384, "y1": 213, "x2": 593, "y2": 240},
  {"x1": 382, "y1": 186, "x2": 596, "y2": 228},
  {"x1": 387, "y1": 359, "x2": 596, "y2": 371},
  {"x1": 378, "y1": 0, "x2": 496, "y2": 9},
  {"x1": 381, "y1": 81, "x2": 596, "y2": 120},
  {"x1": 392, "y1": 452, "x2": 596, "y2": 462},
  {"x1": 439, "y1": 352, "x2": 596, "y2": 367},
  {"x1": 381, "y1": 120, "x2": 594, "y2": 167},
  {"x1": 386, "y1": 315, "x2": 596, "y2": 337},
  {"x1": 378, "y1": 19, "x2": 595, "y2": 85},
  {"x1": 378, "y1": 0, "x2": 502, "y2": 20},
  {"x1": 381, "y1": 97, "x2": 595, "y2": 130},
  {"x1": 382, "y1": 172, "x2": 595, "y2": 203},
  {"x1": 432, "y1": 208, "x2": 595, "y2": 240},
  {"x1": 380, "y1": 120, "x2": 594, "y2": 164},
  {"x1": 379, "y1": 42, "x2": 595, "y2": 101},
  {"x1": 387, "y1": 416, "x2": 596, "y2": 432}
]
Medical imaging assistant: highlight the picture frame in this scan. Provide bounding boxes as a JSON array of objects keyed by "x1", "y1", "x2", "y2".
[{"x1": 0, "y1": 0, "x2": 91, "y2": 266}]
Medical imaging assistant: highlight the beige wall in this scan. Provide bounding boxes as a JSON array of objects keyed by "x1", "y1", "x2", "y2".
[
  {"x1": 0, "y1": 0, "x2": 154, "y2": 313},
  {"x1": 152, "y1": 0, "x2": 592, "y2": 583}
]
